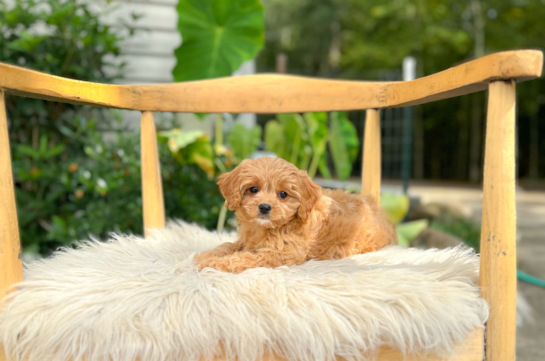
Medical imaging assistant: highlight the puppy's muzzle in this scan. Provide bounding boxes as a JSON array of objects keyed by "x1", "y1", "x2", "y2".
[{"x1": 259, "y1": 203, "x2": 272, "y2": 215}]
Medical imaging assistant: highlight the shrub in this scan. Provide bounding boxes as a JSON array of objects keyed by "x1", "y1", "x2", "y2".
[{"x1": 1, "y1": 0, "x2": 227, "y2": 256}]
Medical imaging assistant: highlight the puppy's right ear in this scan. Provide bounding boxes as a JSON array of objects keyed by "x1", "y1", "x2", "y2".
[{"x1": 217, "y1": 166, "x2": 243, "y2": 211}]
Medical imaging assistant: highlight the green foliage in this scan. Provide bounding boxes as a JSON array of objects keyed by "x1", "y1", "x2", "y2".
[
  {"x1": 380, "y1": 192, "x2": 410, "y2": 225},
  {"x1": 380, "y1": 193, "x2": 428, "y2": 247},
  {"x1": 14, "y1": 119, "x2": 226, "y2": 255},
  {"x1": 277, "y1": 113, "x2": 312, "y2": 169},
  {"x1": 329, "y1": 112, "x2": 359, "y2": 181},
  {"x1": 173, "y1": 0, "x2": 265, "y2": 81},
  {"x1": 1, "y1": 0, "x2": 227, "y2": 256},
  {"x1": 261, "y1": 0, "x2": 545, "y2": 180},
  {"x1": 158, "y1": 119, "x2": 261, "y2": 177},
  {"x1": 304, "y1": 112, "x2": 329, "y2": 179},
  {"x1": 264, "y1": 112, "x2": 359, "y2": 180},
  {"x1": 264, "y1": 121, "x2": 288, "y2": 158},
  {"x1": 430, "y1": 214, "x2": 481, "y2": 252},
  {"x1": 0, "y1": 0, "x2": 130, "y2": 82},
  {"x1": 159, "y1": 129, "x2": 215, "y2": 177},
  {"x1": 396, "y1": 220, "x2": 430, "y2": 247},
  {"x1": 227, "y1": 123, "x2": 262, "y2": 162}
]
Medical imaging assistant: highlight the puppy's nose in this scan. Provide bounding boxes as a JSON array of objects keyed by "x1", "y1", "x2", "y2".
[{"x1": 259, "y1": 203, "x2": 272, "y2": 215}]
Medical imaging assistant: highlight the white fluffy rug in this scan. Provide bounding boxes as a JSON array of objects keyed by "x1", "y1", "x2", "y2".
[{"x1": 0, "y1": 221, "x2": 488, "y2": 361}]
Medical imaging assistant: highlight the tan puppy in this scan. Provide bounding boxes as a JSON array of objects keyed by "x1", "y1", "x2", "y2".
[{"x1": 194, "y1": 157, "x2": 397, "y2": 273}]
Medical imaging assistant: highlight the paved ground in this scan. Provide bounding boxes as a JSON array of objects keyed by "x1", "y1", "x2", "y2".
[{"x1": 402, "y1": 181, "x2": 545, "y2": 360}]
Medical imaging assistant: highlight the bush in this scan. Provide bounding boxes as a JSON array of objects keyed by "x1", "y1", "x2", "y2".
[
  {"x1": 13, "y1": 116, "x2": 227, "y2": 256},
  {"x1": 1, "y1": 0, "x2": 227, "y2": 256}
]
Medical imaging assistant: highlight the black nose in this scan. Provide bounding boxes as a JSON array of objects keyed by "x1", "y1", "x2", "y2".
[{"x1": 259, "y1": 203, "x2": 272, "y2": 214}]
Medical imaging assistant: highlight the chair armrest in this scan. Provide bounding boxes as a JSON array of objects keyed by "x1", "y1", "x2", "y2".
[{"x1": 0, "y1": 50, "x2": 541, "y2": 113}]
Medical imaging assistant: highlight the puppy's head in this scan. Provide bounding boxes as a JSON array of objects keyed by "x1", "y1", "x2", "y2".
[{"x1": 217, "y1": 157, "x2": 322, "y2": 228}]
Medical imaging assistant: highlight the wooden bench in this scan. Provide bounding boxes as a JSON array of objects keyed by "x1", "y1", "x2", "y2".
[{"x1": 0, "y1": 50, "x2": 542, "y2": 361}]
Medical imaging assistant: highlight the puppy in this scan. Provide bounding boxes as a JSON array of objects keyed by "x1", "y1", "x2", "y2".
[{"x1": 194, "y1": 157, "x2": 397, "y2": 273}]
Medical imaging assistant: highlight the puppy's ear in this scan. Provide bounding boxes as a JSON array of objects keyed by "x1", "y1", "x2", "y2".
[
  {"x1": 217, "y1": 166, "x2": 243, "y2": 211},
  {"x1": 297, "y1": 170, "x2": 322, "y2": 222}
]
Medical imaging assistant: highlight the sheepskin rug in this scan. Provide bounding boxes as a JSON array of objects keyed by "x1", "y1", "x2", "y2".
[{"x1": 0, "y1": 221, "x2": 488, "y2": 361}]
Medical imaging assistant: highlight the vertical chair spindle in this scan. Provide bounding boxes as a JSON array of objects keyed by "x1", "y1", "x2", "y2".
[
  {"x1": 0, "y1": 90, "x2": 23, "y2": 299},
  {"x1": 480, "y1": 80, "x2": 517, "y2": 361},
  {"x1": 362, "y1": 109, "x2": 382, "y2": 202},
  {"x1": 140, "y1": 111, "x2": 165, "y2": 236}
]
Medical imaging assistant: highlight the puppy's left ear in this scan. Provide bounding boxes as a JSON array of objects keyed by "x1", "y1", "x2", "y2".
[
  {"x1": 217, "y1": 165, "x2": 243, "y2": 211},
  {"x1": 297, "y1": 170, "x2": 322, "y2": 222}
]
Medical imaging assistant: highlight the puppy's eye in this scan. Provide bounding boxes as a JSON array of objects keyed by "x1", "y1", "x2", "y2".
[
  {"x1": 279, "y1": 191, "x2": 288, "y2": 199},
  {"x1": 249, "y1": 187, "x2": 259, "y2": 194}
]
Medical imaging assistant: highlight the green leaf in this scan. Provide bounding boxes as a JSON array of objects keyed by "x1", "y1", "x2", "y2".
[
  {"x1": 159, "y1": 129, "x2": 206, "y2": 153},
  {"x1": 318, "y1": 153, "x2": 332, "y2": 179},
  {"x1": 304, "y1": 112, "x2": 328, "y2": 150},
  {"x1": 380, "y1": 193, "x2": 410, "y2": 225},
  {"x1": 264, "y1": 120, "x2": 287, "y2": 159},
  {"x1": 38, "y1": 135, "x2": 48, "y2": 154},
  {"x1": 396, "y1": 220, "x2": 429, "y2": 247},
  {"x1": 43, "y1": 144, "x2": 66, "y2": 159},
  {"x1": 173, "y1": 0, "x2": 264, "y2": 81},
  {"x1": 227, "y1": 123, "x2": 262, "y2": 161},
  {"x1": 277, "y1": 113, "x2": 310, "y2": 169},
  {"x1": 160, "y1": 128, "x2": 215, "y2": 177},
  {"x1": 16, "y1": 145, "x2": 41, "y2": 159},
  {"x1": 186, "y1": 139, "x2": 215, "y2": 177},
  {"x1": 329, "y1": 112, "x2": 359, "y2": 180},
  {"x1": 304, "y1": 112, "x2": 329, "y2": 178}
]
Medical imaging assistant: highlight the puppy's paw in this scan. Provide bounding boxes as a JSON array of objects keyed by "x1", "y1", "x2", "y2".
[
  {"x1": 193, "y1": 251, "x2": 213, "y2": 270},
  {"x1": 194, "y1": 252, "x2": 231, "y2": 272}
]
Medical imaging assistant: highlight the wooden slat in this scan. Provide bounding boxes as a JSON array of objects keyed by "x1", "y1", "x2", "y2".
[
  {"x1": 0, "y1": 90, "x2": 23, "y2": 300},
  {"x1": 0, "y1": 50, "x2": 541, "y2": 113},
  {"x1": 479, "y1": 81, "x2": 517, "y2": 361},
  {"x1": 140, "y1": 111, "x2": 165, "y2": 236},
  {"x1": 0, "y1": 328, "x2": 483, "y2": 361},
  {"x1": 209, "y1": 328, "x2": 484, "y2": 361},
  {"x1": 362, "y1": 109, "x2": 381, "y2": 202}
]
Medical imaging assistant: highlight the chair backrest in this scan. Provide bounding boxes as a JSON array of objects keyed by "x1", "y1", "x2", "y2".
[{"x1": 0, "y1": 50, "x2": 542, "y2": 361}]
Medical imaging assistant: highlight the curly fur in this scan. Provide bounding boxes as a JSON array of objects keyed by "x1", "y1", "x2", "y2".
[
  {"x1": 0, "y1": 221, "x2": 488, "y2": 361},
  {"x1": 194, "y1": 157, "x2": 397, "y2": 273}
]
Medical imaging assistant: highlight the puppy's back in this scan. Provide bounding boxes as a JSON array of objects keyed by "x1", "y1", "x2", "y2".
[{"x1": 312, "y1": 189, "x2": 397, "y2": 258}]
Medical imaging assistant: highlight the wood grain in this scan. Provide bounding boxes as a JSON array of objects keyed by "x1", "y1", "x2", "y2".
[
  {"x1": 0, "y1": 50, "x2": 541, "y2": 113},
  {"x1": 140, "y1": 111, "x2": 165, "y2": 235},
  {"x1": 479, "y1": 81, "x2": 517, "y2": 361},
  {"x1": 362, "y1": 109, "x2": 381, "y2": 202},
  {"x1": 0, "y1": 328, "x2": 483, "y2": 361},
  {"x1": 209, "y1": 328, "x2": 484, "y2": 361},
  {"x1": 0, "y1": 90, "x2": 23, "y2": 301}
]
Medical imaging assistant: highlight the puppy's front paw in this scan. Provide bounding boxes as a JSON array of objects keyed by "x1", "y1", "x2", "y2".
[{"x1": 193, "y1": 251, "x2": 214, "y2": 270}]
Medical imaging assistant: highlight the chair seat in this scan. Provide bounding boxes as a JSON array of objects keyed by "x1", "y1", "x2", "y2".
[{"x1": 0, "y1": 222, "x2": 487, "y2": 361}]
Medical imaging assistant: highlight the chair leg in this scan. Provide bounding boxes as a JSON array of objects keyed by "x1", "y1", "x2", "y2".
[
  {"x1": 480, "y1": 80, "x2": 517, "y2": 361},
  {"x1": 0, "y1": 90, "x2": 23, "y2": 300},
  {"x1": 140, "y1": 111, "x2": 165, "y2": 236},
  {"x1": 362, "y1": 108, "x2": 381, "y2": 202}
]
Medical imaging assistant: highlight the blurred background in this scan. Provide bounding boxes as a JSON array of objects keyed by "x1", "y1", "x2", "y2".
[{"x1": 1, "y1": 0, "x2": 544, "y2": 359}]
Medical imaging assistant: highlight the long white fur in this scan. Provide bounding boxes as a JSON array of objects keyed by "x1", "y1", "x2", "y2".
[{"x1": 0, "y1": 221, "x2": 488, "y2": 361}]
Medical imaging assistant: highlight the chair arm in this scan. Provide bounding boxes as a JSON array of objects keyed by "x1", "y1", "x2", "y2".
[{"x1": 0, "y1": 50, "x2": 541, "y2": 113}]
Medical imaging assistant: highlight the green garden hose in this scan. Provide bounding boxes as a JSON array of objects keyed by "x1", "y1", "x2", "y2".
[{"x1": 517, "y1": 269, "x2": 545, "y2": 288}]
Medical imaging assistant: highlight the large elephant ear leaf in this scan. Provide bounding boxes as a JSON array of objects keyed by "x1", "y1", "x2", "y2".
[{"x1": 173, "y1": 0, "x2": 264, "y2": 82}]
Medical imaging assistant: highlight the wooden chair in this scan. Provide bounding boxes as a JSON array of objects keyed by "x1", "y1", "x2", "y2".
[{"x1": 0, "y1": 50, "x2": 542, "y2": 361}]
